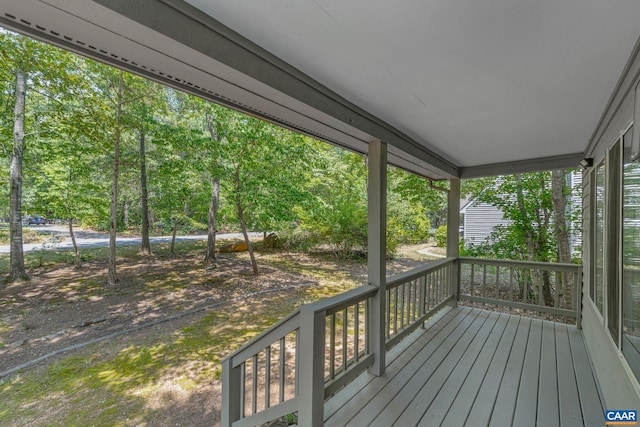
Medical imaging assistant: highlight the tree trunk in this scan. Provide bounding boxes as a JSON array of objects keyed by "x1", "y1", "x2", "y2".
[
  {"x1": 123, "y1": 201, "x2": 129, "y2": 229},
  {"x1": 170, "y1": 218, "x2": 178, "y2": 258},
  {"x1": 139, "y1": 127, "x2": 151, "y2": 255},
  {"x1": 235, "y1": 166, "x2": 258, "y2": 275},
  {"x1": 9, "y1": 67, "x2": 28, "y2": 281},
  {"x1": 108, "y1": 71, "x2": 123, "y2": 285},
  {"x1": 68, "y1": 218, "x2": 81, "y2": 267},
  {"x1": 64, "y1": 168, "x2": 81, "y2": 267},
  {"x1": 205, "y1": 178, "x2": 220, "y2": 262},
  {"x1": 552, "y1": 169, "x2": 573, "y2": 308},
  {"x1": 515, "y1": 174, "x2": 543, "y2": 303}
]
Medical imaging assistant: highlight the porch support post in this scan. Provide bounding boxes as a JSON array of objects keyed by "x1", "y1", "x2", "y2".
[
  {"x1": 447, "y1": 179, "x2": 461, "y2": 302},
  {"x1": 221, "y1": 358, "x2": 241, "y2": 426},
  {"x1": 298, "y1": 308, "x2": 326, "y2": 426},
  {"x1": 368, "y1": 139, "x2": 387, "y2": 376}
]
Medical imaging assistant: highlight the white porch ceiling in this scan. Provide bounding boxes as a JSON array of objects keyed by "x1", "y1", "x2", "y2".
[
  {"x1": 1, "y1": 0, "x2": 639, "y2": 178},
  {"x1": 185, "y1": 0, "x2": 640, "y2": 167}
]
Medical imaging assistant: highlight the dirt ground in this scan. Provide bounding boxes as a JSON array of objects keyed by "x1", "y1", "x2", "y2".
[{"x1": 0, "y1": 242, "x2": 443, "y2": 426}]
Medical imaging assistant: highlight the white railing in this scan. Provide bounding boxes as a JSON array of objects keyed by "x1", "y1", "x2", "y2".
[
  {"x1": 222, "y1": 285, "x2": 376, "y2": 427},
  {"x1": 385, "y1": 258, "x2": 456, "y2": 349},
  {"x1": 221, "y1": 257, "x2": 583, "y2": 425},
  {"x1": 221, "y1": 258, "x2": 456, "y2": 426},
  {"x1": 458, "y1": 257, "x2": 582, "y2": 326}
]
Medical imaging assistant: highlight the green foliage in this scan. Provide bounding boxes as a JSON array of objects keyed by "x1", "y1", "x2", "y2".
[
  {"x1": 387, "y1": 196, "x2": 431, "y2": 245},
  {"x1": 434, "y1": 225, "x2": 448, "y2": 247},
  {"x1": 0, "y1": 30, "x2": 448, "y2": 263},
  {"x1": 278, "y1": 227, "x2": 316, "y2": 251},
  {"x1": 461, "y1": 171, "x2": 581, "y2": 262}
]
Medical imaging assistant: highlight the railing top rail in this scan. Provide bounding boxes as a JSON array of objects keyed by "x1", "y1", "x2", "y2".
[
  {"x1": 303, "y1": 284, "x2": 378, "y2": 315},
  {"x1": 223, "y1": 308, "x2": 300, "y2": 366},
  {"x1": 386, "y1": 257, "x2": 456, "y2": 289},
  {"x1": 458, "y1": 257, "x2": 581, "y2": 273}
]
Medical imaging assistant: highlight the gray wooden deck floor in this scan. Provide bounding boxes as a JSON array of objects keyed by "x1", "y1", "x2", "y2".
[{"x1": 324, "y1": 306, "x2": 603, "y2": 426}]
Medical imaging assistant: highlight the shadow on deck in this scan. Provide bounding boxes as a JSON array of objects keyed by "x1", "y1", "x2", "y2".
[{"x1": 325, "y1": 306, "x2": 603, "y2": 426}]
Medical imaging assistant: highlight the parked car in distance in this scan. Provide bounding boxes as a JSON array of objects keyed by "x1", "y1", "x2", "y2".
[{"x1": 27, "y1": 216, "x2": 48, "y2": 225}]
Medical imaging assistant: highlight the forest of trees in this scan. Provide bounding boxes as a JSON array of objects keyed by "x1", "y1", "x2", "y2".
[
  {"x1": 0, "y1": 30, "x2": 446, "y2": 281},
  {"x1": 0, "y1": 28, "x2": 582, "y2": 288}
]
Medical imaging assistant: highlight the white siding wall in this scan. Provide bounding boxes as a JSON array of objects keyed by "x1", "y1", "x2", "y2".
[
  {"x1": 570, "y1": 171, "x2": 583, "y2": 253},
  {"x1": 462, "y1": 203, "x2": 509, "y2": 245},
  {"x1": 463, "y1": 171, "x2": 582, "y2": 255}
]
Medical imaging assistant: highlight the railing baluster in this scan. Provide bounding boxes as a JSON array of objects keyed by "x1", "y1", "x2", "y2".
[
  {"x1": 354, "y1": 302, "x2": 360, "y2": 361},
  {"x1": 330, "y1": 313, "x2": 336, "y2": 380},
  {"x1": 555, "y1": 271, "x2": 560, "y2": 308},
  {"x1": 410, "y1": 280, "x2": 415, "y2": 323},
  {"x1": 495, "y1": 266, "x2": 500, "y2": 299},
  {"x1": 430, "y1": 271, "x2": 435, "y2": 309},
  {"x1": 252, "y1": 354, "x2": 258, "y2": 416},
  {"x1": 342, "y1": 308, "x2": 348, "y2": 374},
  {"x1": 399, "y1": 283, "x2": 405, "y2": 330},
  {"x1": 365, "y1": 298, "x2": 370, "y2": 354},
  {"x1": 407, "y1": 280, "x2": 412, "y2": 324},
  {"x1": 295, "y1": 329, "x2": 300, "y2": 396},
  {"x1": 240, "y1": 362, "x2": 246, "y2": 418},
  {"x1": 509, "y1": 267, "x2": 514, "y2": 308},
  {"x1": 482, "y1": 265, "x2": 487, "y2": 302},
  {"x1": 420, "y1": 276, "x2": 426, "y2": 319},
  {"x1": 435, "y1": 270, "x2": 442, "y2": 305},
  {"x1": 265, "y1": 346, "x2": 271, "y2": 409},
  {"x1": 385, "y1": 288, "x2": 391, "y2": 339},
  {"x1": 394, "y1": 286, "x2": 399, "y2": 335},
  {"x1": 435, "y1": 269, "x2": 440, "y2": 304},
  {"x1": 279, "y1": 338, "x2": 285, "y2": 404},
  {"x1": 426, "y1": 272, "x2": 431, "y2": 310},
  {"x1": 525, "y1": 269, "x2": 530, "y2": 304},
  {"x1": 470, "y1": 263, "x2": 475, "y2": 299}
]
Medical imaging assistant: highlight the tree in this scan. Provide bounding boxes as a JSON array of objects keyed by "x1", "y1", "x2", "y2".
[
  {"x1": 461, "y1": 170, "x2": 580, "y2": 306},
  {"x1": 1, "y1": 31, "x2": 79, "y2": 279},
  {"x1": 108, "y1": 70, "x2": 124, "y2": 285},
  {"x1": 139, "y1": 117, "x2": 151, "y2": 254},
  {"x1": 9, "y1": 64, "x2": 27, "y2": 280},
  {"x1": 204, "y1": 111, "x2": 222, "y2": 263},
  {"x1": 552, "y1": 169, "x2": 572, "y2": 306}
]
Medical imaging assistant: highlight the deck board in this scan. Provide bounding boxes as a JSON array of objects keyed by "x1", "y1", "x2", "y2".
[
  {"x1": 440, "y1": 313, "x2": 511, "y2": 426},
  {"x1": 555, "y1": 323, "x2": 584, "y2": 427},
  {"x1": 390, "y1": 310, "x2": 491, "y2": 426},
  {"x1": 567, "y1": 326, "x2": 603, "y2": 426},
  {"x1": 417, "y1": 312, "x2": 503, "y2": 426},
  {"x1": 325, "y1": 307, "x2": 470, "y2": 426},
  {"x1": 537, "y1": 320, "x2": 560, "y2": 427},
  {"x1": 466, "y1": 316, "x2": 526, "y2": 426},
  {"x1": 345, "y1": 309, "x2": 482, "y2": 426},
  {"x1": 512, "y1": 318, "x2": 543, "y2": 426},
  {"x1": 326, "y1": 307, "x2": 604, "y2": 427},
  {"x1": 488, "y1": 316, "x2": 531, "y2": 427}
]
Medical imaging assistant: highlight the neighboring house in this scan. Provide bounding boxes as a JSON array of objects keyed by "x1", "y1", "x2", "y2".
[
  {"x1": 460, "y1": 197, "x2": 510, "y2": 246},
  {"x1": 461, "y1": 171, "x2": 583, "y2": 253}
]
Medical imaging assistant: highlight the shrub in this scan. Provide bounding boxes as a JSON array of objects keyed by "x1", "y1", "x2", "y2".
[{"x1": 434, "y1": 225, "x2": 447, "y2": 247}]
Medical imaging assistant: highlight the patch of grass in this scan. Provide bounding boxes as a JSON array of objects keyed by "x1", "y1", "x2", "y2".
[
  {"x1": 0, "y1": 281, "x2": 345, "y2": 426},
  {"x1": 0, "y1": 239, "x2": 208, "y2": 275},
  {"x1": 0, "y1": 227, "x2": 43, "y2": 245}
]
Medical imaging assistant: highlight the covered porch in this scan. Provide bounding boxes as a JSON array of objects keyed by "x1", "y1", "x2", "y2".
[
  {"x1": 2, "y1": 1, "x2": 640, "y2": 426},
  {"x1": 222, "y1": 254, "x2": 593, "y2": 426}
]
